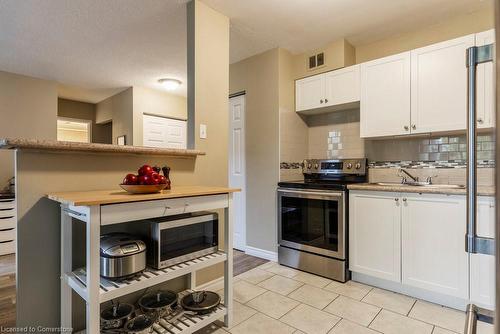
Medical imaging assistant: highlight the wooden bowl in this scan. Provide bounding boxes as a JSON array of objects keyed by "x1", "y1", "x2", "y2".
[{"x1": 120, "y1": 184, "x2": 167, "y2": 194}]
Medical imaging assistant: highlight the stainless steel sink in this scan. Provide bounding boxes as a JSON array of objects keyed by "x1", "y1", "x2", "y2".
[{"x1": 372, "y1": 182, "x2": 465, "y2": 189}]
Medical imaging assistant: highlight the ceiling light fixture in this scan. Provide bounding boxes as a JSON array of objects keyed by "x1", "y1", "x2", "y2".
[{"x1": 158, "y1": 78, "x2": 182, "y2": 90}]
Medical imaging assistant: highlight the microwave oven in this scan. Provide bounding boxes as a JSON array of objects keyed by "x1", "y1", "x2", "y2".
[{"x1": 147, "y1": 211, "x2": 218, "y2": 269}]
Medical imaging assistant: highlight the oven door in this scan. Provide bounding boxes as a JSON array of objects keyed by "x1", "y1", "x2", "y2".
[{"x1": 278, "y1": 188, "x2": 345, "y2": 260}]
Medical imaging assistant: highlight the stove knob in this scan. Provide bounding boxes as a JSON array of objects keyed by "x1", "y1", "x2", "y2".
[
  {"x1": 355, "y1": 163, "x2": 362, "y2": 169},
  {"x1": 314, "y1": 163, "x2": 319, "y2": 169},
  {"x1": 346, "y1": 163, "x2": 353, "y2": 169}
]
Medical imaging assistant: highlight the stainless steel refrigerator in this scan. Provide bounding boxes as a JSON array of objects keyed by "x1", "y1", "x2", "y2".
[{"x1": 465, "y1": 2, "x2": 498, "y2": 332}]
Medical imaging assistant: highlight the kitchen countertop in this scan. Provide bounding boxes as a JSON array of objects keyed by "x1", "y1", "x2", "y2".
[
  {"x1": 47, "y1": 185, "x2": 240, "y2": 206},
  {"x1": 0, "y1": 138, "x2": 205, "y2": 157},
  {"x1": 348, "y1": 183, "x2": 495, "y2": 196}
]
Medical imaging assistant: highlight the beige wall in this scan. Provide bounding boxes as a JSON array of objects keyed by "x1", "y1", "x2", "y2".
[
  {"x1": 355, "y1": 8, "x2": 494, "y2": 63},
  {"x1": 57, "y1": 98, "x2": 112, "y2": 144},
  {"x1": 96, "y1": 87, "x2": 134, "y2": 145},
  {"x1": 0, "y1": 71, "x2": 57, "y2": 189},
  {"x1": 230, "y1": 48, "x2": 280, "y2": 253},
  {"x1": 132, "y1": 86, "x2": 188, "y2": 146}
]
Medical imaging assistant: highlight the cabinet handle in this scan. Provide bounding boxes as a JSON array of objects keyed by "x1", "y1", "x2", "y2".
[
  {"x1": 411, "y1": 125, "x2": 416, "y2": 130},
  {"x1": 404, "y1": 125, "x2": 409, "y2": 131},
  {"x1": 320, "y1": 99, "x2": 324, "y2": 104},
  {"x1": 402, "y1": 198, "x2": 407, "y2": 202},
  {"x1": 395, "y1": 198, "x2": 399, "y2": 202},
  {"x1": 325, "y1": 98, "x2": 328, "y2": 103},
  {"x1": 477, "y1": 118, "x2": 484, "y2": 124}
]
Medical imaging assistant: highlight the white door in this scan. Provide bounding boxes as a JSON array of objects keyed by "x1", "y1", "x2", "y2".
[
  {"x1": 470, "y1": 196, "x2": 495, "y2": 309},
  {"x1": 143, "y1": 115, "x2": 187, "y2": 149},
  {"x1": 324, "y1": 65, "x2": 360, "y2": 107},
  {"x1": 349, "y1": 191, "x2": 401, "y2": 282},
  {"x1": 410, "y1": 34, "x2": 475, "y2": 133},
  {"x1": 360, "y1": 52, "x2": 411, "y2": 137},
  {"x1": 402, "y1": 193, "x2": 468, "y2": 299},
  {"x1": 295, "y1": 74, "x2": 325, "y2": 111},
  {"x1": 476, "y1": 29, "x2": 495, "y2": 129},
  {"x1": 229, "y1": 95, "x2": 246, "y2": 251}
]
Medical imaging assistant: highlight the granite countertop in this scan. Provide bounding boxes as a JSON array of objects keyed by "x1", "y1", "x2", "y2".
[
  {"x1": 0, "y1": 138, "x2": 205, "y2": 157},
  {"x1": 47, "y1": 185, "x2": 240, "y2": 206},
  {"x1": 348, "y1": 183, "x2": 495, "y2": 196}
]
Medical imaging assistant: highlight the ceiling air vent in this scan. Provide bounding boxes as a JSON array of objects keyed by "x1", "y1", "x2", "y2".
[{"x1": 308, "y1": 52, "x2": 325, "y2": 70}]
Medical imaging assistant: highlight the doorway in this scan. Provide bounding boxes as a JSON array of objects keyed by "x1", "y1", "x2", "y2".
[{"x1": 229, "y1": 94, "x2": 246, "y2": 251}]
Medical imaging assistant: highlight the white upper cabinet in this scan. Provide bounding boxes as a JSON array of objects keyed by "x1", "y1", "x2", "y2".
[
  {"x1": 324, "y1": 65, "x2": 360, "y2": 107},
  {"x1": 143, "y1": 114, "x2": 187, "y2": 149},
  {"x1": 402, "y1": 194, "x2": 468, "y2": 299},
  {"x1": 349, "y1": 191, "x2": 401, "y2": 282},
  {"x1": 295, "y1": 74, "x2": 325, "y2": 112},
  {"x1": 476, "y1": 29, "x2": 495, "y2": 129},
  {"x1": 295, "y1": 65, "x2": 360, "y2": 114},
  {"x1": 410, "y1": 35, "x2": 475, "y2": 133},
  {"x1": 360, "y1": 52, "x2": 411, "y2": 137}
]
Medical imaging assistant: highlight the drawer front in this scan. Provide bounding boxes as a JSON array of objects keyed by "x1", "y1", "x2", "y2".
[
  {"x1": 101, "y1": 194, "x2": 228, "y2": 225},
  {"x1": 0, "y1": 200, "x2": 15, "y2": 210},
  {"x1": 0, "y1": 216, "x2": 16, "y2": 230},
  {"x1": 0, "y1": 229, "x2": 15, "y2": 242},
  {"x1": 0, "y1": 240, "x2": 15, "y2": 256},
  {"x1": 0, "y1": 208, "x2": 15, "y2": 219}
]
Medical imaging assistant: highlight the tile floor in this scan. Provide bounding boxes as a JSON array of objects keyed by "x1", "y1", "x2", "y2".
[{"x1": 197, "y1": 261, "x2": 494, "y2": 334}]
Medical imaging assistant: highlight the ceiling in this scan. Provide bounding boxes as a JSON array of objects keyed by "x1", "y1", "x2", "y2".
[
  {"x1": 205, "y1": 0, "x2": 493, "y2": 63},
  {"x1": 0, "y1": 0, "x2": 493, "y2": 103}
]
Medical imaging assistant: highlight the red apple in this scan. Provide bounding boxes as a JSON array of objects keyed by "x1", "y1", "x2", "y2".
[
  {"x1": 138, "y1": 165, "x2": 154, "y2": 176},
  {"x1": 158, "y1": 175, "x2": 167, "y2": 184},
  {"x1": 123, "y1": 174, "x2": 138, "y2": 185},
  {"x1": 150, "y1": 172, "x2": 161, "y2": 185},
  {"x1": 137, "y1": 174, "x2": 150, "y2": 185}
]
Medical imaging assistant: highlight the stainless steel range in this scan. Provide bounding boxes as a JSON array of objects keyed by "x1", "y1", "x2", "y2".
[{"x1": 277, "y1": 158, "x2": 367, "y2": 282}]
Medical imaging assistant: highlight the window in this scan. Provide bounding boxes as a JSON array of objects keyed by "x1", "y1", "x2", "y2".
[{"x1": 57, "y1": 118, "x2": 92, "y2": 143}]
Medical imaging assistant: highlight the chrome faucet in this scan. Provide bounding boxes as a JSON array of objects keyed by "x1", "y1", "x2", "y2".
[{"x1": 398, "y1": 168, "x2": 419, "y2": 184}]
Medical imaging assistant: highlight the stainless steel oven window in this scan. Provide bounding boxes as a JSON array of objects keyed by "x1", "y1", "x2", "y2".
[{"x1": 277, "y1": 188, "x2": 345, "y2": 260}]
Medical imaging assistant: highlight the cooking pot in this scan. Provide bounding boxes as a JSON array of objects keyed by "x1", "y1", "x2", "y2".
[
  {"x1": 100, "y1": 233, "x2": 146, "y2": 280},
  {"x1": 138, "y1": 290, "x2": 178, "y2": 319},
  {"x1": 100, "y1": 302, "x2": 134, "y2": 330},
  {"x1": 123, "y1": 314, "x2": 155, "y2": 334}
]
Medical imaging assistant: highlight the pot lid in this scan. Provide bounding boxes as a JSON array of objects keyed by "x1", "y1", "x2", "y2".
[
  {"x1": 139, "y1": 290, "x2": 177, "y2": 310},
  {"x1": 101, "y1": 303, "x2": 134, "y2": 320},
  {"x1": 181, "y1": 291, "x2": 220, "y2": 312},
  {"x1": 124, "y1": 314, "x2": 154, "y2": 332}
]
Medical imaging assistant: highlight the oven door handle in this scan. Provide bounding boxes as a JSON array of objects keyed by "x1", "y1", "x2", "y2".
[{"x1": 278, "y1": 189, "x2": 343, "y2": 197}]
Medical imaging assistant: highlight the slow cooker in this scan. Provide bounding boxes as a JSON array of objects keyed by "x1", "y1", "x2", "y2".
[{"x1": 100, "y1": 233, "x2": 146, "y2": 280}]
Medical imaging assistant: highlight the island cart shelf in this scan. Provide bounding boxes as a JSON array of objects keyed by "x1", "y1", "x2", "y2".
[{"x1": 47, "y1": 186, "x2": 238, "y2": 333}]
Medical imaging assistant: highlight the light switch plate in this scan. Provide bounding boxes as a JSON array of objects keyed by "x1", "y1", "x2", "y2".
[{"x1": 200, "y1": 124, "x2": 207, "y2": 139}]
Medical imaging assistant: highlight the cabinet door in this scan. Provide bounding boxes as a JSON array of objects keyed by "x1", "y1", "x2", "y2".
[
  {"x1": 295, "y1": 74, "x2": 325, "y2": 111},
  {"x1": 360, "y1": 52, "x2": 411, "y2": 137},
  {"x1": 165, "y1": 118, "x2": 187, "y2": 149},
  {"x1": 143, "y1": 114, "x2": 169, "y2": 148},
  {"x1": 324, "y1": 65, "x2": 360, "y2": 106},
  {"x1": 402, "y1": 194, "x2": 468, "y2": 298},
  {"x1": 410, "y1": 35, "x2": 475, "y2": 133},
  {"x1": 349, "y1": 191, "x2": 401, "y2": 282},
  {"x1": 470, "y1": 196, "x2": 495, "y2": 309},
  {"x1": 476, "y1": 29, "x2": 495, "y2": 129}
]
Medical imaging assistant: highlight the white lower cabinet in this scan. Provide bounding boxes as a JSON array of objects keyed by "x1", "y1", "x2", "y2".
[
  {"x1": 350, "y1": 191, "x2": 471, "y2": 303},
  {"x1": 349, "y1": 192, "x2": 401, "y2": 282},
  {"x1": 470, "y1": 196, "x2": 495, "y2": 309},
  {"x1": 401, "y1": 193, "x2": 468, "y2": 299}
]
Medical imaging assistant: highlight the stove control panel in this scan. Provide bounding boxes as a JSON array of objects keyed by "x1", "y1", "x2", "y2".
[{"x1": 302, "y1": 158, "x2": 367, "y2": 175}]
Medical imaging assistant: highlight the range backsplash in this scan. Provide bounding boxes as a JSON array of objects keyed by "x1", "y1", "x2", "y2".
[{"x1": 281, "y1": 109, "x2": 495, "y2": 171}]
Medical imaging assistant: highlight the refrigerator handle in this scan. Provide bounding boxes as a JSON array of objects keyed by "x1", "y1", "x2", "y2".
[{"x1": 465, "y1": 44, "x2": 495, "y2": 256}]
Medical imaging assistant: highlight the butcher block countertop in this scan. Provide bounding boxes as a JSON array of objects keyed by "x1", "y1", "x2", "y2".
[
  {"x1": 47, "y1": 186, "x2": 240, "y2": 206},
  {"x1": 347, "y1": 183, "x2": 495, "y2": 196},
  {"x1": 0, "y1": 138, "x2": 205, "y2": 157}
]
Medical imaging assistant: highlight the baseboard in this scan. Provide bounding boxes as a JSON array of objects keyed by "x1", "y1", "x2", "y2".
[{"x1": 245, "y1": 246, "x2": 278, "y2": 262}]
